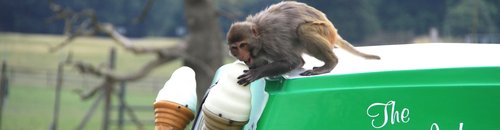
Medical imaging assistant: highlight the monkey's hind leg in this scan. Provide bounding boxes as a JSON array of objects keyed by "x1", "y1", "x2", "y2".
[{"x1": 297, "y1": 22, "x2": 338, "y2": 76}]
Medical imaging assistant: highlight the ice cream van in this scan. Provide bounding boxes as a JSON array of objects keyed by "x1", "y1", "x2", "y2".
[{"x1": 155, "y1": 43, "x2": 500, "y2": 130}]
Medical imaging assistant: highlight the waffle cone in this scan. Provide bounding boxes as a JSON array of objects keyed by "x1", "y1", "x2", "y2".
[
  {"x1": 154, "y1": 101, "x2": 195, "y2": 130},
  {"x1": 202, "y1": 105, "x2": 248, "y2": 130}
]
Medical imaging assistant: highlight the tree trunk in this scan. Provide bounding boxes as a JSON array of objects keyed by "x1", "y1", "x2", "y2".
[{"x1": 183, "y1": 0, "x2": 223, "y2": 103}]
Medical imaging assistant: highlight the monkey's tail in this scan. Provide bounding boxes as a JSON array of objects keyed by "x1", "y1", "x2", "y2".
[{"x1": 335, "y1": 37, "x2": 381, "y2": 60}]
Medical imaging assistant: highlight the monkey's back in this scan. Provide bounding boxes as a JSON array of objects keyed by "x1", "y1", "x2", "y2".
[
  {"x1": 245, "y1": 1, "x2": 332, "y2": 57},
  {"x1": 247, "y1": 1, "x2": 328, "y2": 28}
]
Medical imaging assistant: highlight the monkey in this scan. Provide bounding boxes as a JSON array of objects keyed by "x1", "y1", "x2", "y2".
[{"x1": 227, "y1": 1, "x2": 380, "y2": 86}]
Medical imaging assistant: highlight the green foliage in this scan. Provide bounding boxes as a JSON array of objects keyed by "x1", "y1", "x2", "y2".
[
  {"x1": 300, "y1": 0, "x2": 380, "y2": 43},
  {"x1": 444, "y1": 0, "x2": 498, "y2": 36},
  {"x1": 375, "y1": 0, "x2": 446, "y2": 35},
  {"x1": 1, "y1": 0, "x2": 499, "y2": 41},
  {"x1": 140, "y1": 0, "x2": 184, "y2": 36}
]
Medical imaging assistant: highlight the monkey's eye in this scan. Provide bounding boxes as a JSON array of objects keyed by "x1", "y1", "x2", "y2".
[{"x1": 239, "y1": 43, "x2": 248, "y2": 48}]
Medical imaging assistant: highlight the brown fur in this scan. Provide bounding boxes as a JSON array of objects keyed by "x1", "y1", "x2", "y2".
[{"x1": 227, "y1": 1, "x2": 380, "y2": 85}]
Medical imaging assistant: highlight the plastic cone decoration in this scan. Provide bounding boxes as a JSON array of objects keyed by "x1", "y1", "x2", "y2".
[
  {"x1": 154, "y1": 66, "x2": 197, "y2": 130},
  {"x1": 202, "y1": 62, "x2": 251, "y2": 130}
]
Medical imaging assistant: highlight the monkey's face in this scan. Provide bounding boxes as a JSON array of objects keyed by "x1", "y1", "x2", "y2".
[
  {"x1": 227, "y1": 22, "x2": 259, "y2": 65},
  {"x1": 229, "y1": 41, "x2": 252, "y2": 65}
]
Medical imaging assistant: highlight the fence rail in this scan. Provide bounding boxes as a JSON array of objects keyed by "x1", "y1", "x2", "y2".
[{"x1": 6, "y1": 66, "x2": 166, "y2": 93}]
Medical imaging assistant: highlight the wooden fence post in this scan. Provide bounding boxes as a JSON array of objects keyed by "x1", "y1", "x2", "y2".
[
  {"x1": 102, "y1": 47, "x2": 116, "y2": 130},
  {"x1": 76, "y1": 93, "x2": 104, "y2": 130},
  {"x1": 117, "y1": 81, "x2": 126, "y2": 130},
  {"x1": 50, "y1": 62, "x2": 64, "y2": 130},
  {"x1": 0, "y1": 60, "x2": 9, "y2": 130}
]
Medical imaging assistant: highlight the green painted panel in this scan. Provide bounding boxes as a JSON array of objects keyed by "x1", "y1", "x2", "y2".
[{"x1": 257, "y1": 67, "x2": 500, "y2": 130}]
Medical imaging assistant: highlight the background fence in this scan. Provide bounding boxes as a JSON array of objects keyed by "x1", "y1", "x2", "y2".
[
  {"x1": 1, "y1": 62, "x2": 170, "y2": 130},
  {"x1": 7, "y1": 65, "x2": 166, "y2": 93}
]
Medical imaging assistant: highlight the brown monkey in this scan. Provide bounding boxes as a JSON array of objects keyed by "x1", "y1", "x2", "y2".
[{"x1": 227, "y1": 1, "x2": 380, "y2": 85}]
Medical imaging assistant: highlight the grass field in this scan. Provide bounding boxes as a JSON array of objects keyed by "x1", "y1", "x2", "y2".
[
  {"x1": 0, "y1": 32, "x2": 183, "y2": 76},
  {"x1": 3, "y1": 84, "x2": 156, "y2": 130},
  {"x1": 0, "y1": 32, "x2": 193, "y2": 130}
]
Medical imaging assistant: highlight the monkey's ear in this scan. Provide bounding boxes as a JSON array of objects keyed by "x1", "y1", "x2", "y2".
[{"x1": 251, "y1": 25, "x2": 259, "y2": 37}]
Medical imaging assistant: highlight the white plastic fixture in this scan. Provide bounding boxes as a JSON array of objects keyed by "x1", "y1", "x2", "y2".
[
  {"x1": 204, "y1": 62, "x2": 252, "y2": 122},
  {"x1": 155, "y1": 66, "x2": 198, "y2": 112},
  {"x1": 285, "y1": 43, "x2": 500, "y2": 79}
]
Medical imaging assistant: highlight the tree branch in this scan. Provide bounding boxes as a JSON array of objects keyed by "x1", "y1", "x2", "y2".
[
  {"x1": 72, "y1": 44, "x2": 183, "y2": 82},
  {"x1": 97, "y1": 23, "x2": 166, "y2": 54},
  {"x1": 132, "y1": 0, "x2": 155, "y2": 24},
  {"x1": 46, "y1": 0, "x2": 195, "y2": 82},
  {"x1": 71, "y1": 42, "x2": 215, "y2": 84},
  {"x1": 76, "y1": 80, "x2": 105, "y2": 100},
  {"x1": 48, "y1": 24, "x2": 95, "y2": 53}
]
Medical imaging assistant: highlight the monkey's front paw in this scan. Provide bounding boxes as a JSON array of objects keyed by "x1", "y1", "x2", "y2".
[
  {"x1": 237, "y1": 70, "x2": 259, "y2": 86},
  {"x1": 300, "y1": 70, "x2": 314, "y2": 76},
  {"x1": 300, "y1": 68, "x2": 330, "y2": 76}
]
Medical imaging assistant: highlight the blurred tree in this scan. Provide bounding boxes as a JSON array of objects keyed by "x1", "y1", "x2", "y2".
[
  {"x1": 443, "y1": 0, "x2": 498, "y2": 36},
  {"x1": 0, "y1": 0, "x2": 183, "y2": 37},
  {"x1": 376, "y1": 0, "x2": 446, "y2": 35},
  {"x1": 3, "y1": 0, "x2": 500, "y2": 42},
  {"x1": 302, "y1": 0, "x2": 380, "y2": 43},
  {"x1": 0, "y1": 0, "x2": 55, "y2": 33},
  {"x1": 487, "y1": 0, "x2": 500, "y2": 28},
  {"x1": 45, "y1": 0, "x2": 223, "y2": 128},
  {"x1": 213, "y1": 0, "x2": 271, "y2": 32},
  {"x1": 138, "y1": 0, "x2": 184, "y2": 36},
  {"x1": 183, "y1": 0, "x2": 224, "y2": 103}
]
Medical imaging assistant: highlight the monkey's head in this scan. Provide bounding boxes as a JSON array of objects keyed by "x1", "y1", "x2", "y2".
[{"x1": 227, "y1": 22, "x2": 260, "y2": 65}]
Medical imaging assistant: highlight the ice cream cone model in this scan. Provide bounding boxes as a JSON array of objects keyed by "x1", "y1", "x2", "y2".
[
  {"x1": 154, "y1": 66, "x2": 198, "y2": 130},
  {"x1": 202, "y1": 62, "x2": 251, "y2": 130},
  {"x1": 154, "y1": 100, "x2": 195, "y2": 130}
]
